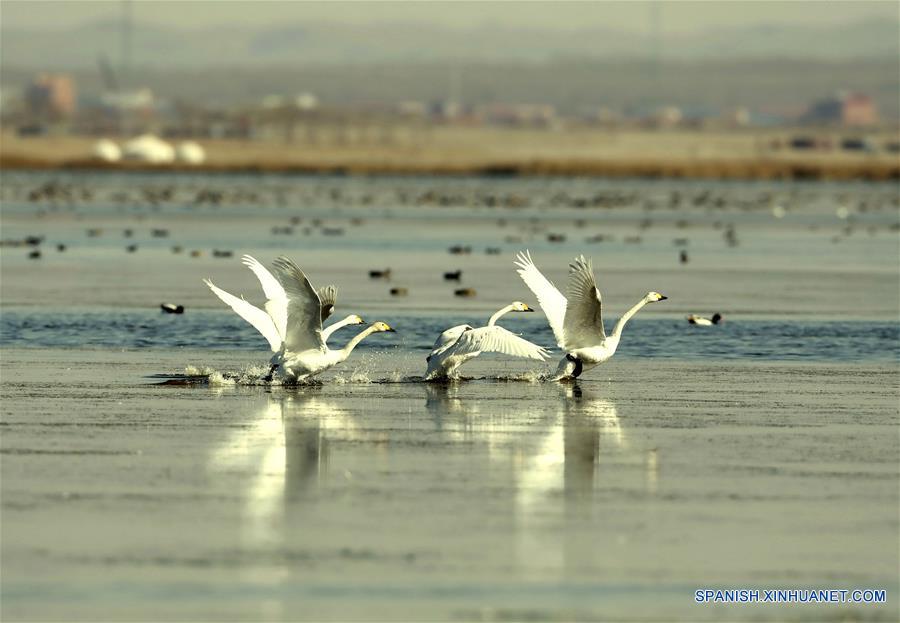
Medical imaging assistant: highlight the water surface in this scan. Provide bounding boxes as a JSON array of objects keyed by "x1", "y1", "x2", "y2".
[{"x1": 2, "y1": 172, "x2": 898, "y2": 621}]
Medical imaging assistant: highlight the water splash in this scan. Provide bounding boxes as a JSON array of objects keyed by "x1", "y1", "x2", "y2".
[
  {"x1": 184, "y1": 364, "x2": 217, "y2": 376},
  {"x1": 332, "y1": 368, "x2": 373, "y2": 384},
  {"x1": 207, "y1": 371, "x2": 236, "y2": 386},
  {"x1": 497, "y1": 369, "x2": 547, "y2": 383}
]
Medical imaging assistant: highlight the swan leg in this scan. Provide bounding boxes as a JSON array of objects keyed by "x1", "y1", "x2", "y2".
[
  {"x1": 569, "y1": 354, "x2": 584, "y2": 379},
  {"x1": 552, "y1": 354, "x2": 583, "y2": 382},
  {"x1": 263, "y1": 363, "x2": 278, "y2": 382}
]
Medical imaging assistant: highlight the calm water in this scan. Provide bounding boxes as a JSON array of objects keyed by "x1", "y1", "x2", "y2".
[
  {"x1": 2, "y1": 172, "x2": 898, "y2": 622},
  {"x1": 1, "y1": 308, "x2": 898, "y2": 366}
]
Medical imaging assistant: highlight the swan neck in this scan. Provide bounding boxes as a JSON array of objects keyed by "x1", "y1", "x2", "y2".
[
  {"x1": 612, "y1": 298, "x2": 649, "y2": 339},
  {"x1": 340, "y1": 325, "x2": 378, "y2": 358},
  {"x1": 488, "y1": 304, "x2": 515, "y2": 326},
  {"x1": 322, "y1": 316, "x2": 352, "y2": 340}
]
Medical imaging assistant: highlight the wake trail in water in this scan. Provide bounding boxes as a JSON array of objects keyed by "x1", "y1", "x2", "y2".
[{"x1": 151, "y1": 363, "x2": 554, "y2": 387}]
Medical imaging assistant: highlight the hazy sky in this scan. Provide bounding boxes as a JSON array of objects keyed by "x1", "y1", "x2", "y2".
[{"x1": 3, "y1": 0, "x2": 897, "y2": 33}]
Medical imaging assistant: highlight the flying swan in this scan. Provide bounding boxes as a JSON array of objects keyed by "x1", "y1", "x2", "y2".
[
  {"x1": 204, "y1": 255, "x2": 393, "y2": 381},
  {"x1": 514, "y1": 251, "x2": 667, "y2": 380},
  {"x1": 425, "y1": 301, "x2": 549, "y2": 380}
]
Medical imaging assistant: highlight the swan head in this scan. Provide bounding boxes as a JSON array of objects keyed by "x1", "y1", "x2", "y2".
[
  {"x1": 372, "y1": 321, "x2": 397, "y2": 333},
  {"x1": 511, "y1": 301, "x2": 535, "y2": 312},
  {"x1": 647, "y1": 291, "x2": 668, "y2": 302},
  {"x1": 348, "y1": 314, "x2": 365, "y2": 325}
]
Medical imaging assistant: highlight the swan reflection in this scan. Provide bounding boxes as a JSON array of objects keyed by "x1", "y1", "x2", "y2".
[
  {"x1": 514, "y1": 383, "x2": 658, "y2": 573},
  {"x1": 424, "y1": 382, "x2": 481, "y2": 431},
  {"x1": 209, "y1": 398, "x2": 287, "y2": 549},
  {"x1": 209, "y1": 391, "x2": 359, "y2": 552},
  {"x1": 204, "y1": 383, "x2": 660, "y2": 586},
  {"x1": 424, "y1": 383, "x2": 516, "y2": 459}
]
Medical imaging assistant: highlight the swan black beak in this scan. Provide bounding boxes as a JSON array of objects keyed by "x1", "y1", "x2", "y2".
[
  {"x1": 387, "y1": 327, "x2": 397, "y2": 332},
  {"x1": 658, "y1": 295, "x2": 668, "y2": 301},
  {"x1": 524, "y1": 307, "x2": 535, "y2": 312}
]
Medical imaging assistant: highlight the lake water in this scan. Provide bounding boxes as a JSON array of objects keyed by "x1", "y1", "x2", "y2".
[{"x1": 1, "y1": 171, "x2": 898, "y2": 621}]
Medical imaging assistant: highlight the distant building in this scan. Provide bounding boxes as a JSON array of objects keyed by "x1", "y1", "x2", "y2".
[
  {"x1": 726, "y1": 107, "x2": 751, "y2": 127},
  {"x1": 100, "y1": 88, "x2": 155, "y2": 114},
  {"x1": 478, "y1": 103, "x2": 557, "y2": 127},
  {"x1": 294, "y1": 92, "x2": 319, "y2": 111},
  {"x1": 591, "y1": 107, "x2": 620, "y2": 125},
  {"x1": 654, "y1": 106, "x2": 683, "y2": 128},
  {"x1": 430, "y1": 99, "x2": 462, "y2": 121},
  {"x1": 397, "y1": 101, "x2": 427, "y2": 117},
  {"x1": 25, "y1": 73, "x2": 76, "y2": 119},
  {"x1": 805, "y1": 92, "x2": 879, "y2": 127},
  {"x1": 841, "y1": 94, "x2": 879, "y2": 126}
]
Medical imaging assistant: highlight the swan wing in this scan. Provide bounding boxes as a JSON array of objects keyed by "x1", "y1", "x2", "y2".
[
  {"x1": 429, "y1": 324, "x2": 473, "y2": 357},
  {"x1": 562, "y1": 255, "x2": 606, "y2": 349},
  {"x1": 270, "y1": 256, "x2": 326, "y2": 353},
  {"x1": 241, "y1": 255, "x2": 288, "y2": 341},
  {"x1": 203, "y1": 279, "x2": 282, "y2": 352},
  {"x1": 514, "y1": 250, "x2": 567, "y2": 348},
  {"x1": 442, "y1": 325, "x2": 549, "y2": 361},
  {"x1": 316, "y1": 285, "x2": 337, "y2": 322}
]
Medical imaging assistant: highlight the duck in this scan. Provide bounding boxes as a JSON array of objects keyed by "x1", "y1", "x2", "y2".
[{"x1": 687, "y1": 313, "x2": 722, "y2": 326}]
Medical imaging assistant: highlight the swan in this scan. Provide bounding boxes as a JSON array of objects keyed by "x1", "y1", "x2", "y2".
[
  {"x1": 687, "y1": 313, "x2": 722, "y2": 326},
  {"x1": 425, "y1": 301, "x2": 549, "y2": 380},
  {"x1": 322, "y1": 314, "x2": 366, "y2": 339},
  {"x1": 205, "y1": 254, "x2": 359, "y2": 353},
  {"x1": 204, "y1": 255, "x2": 392, "y2": 381},
  {"x1": 514, "y1": 251, "x2": 666, "y2": 380}
]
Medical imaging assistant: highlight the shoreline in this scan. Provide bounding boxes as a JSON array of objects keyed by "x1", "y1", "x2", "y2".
[
  {"x1": 2, "y1": 153, "x2": 898, "y2": 181},
  {"x1": 3, "y1": 128, "x2": 898, "y2": 180}
]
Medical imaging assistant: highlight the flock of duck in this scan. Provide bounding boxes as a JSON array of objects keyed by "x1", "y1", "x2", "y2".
[{"x1": 204, "y1": 251, "x2": 669, "y2": 383}]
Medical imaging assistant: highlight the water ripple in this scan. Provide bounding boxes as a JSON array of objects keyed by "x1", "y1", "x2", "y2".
[{"x1": 1, "y1": 308, "x2": 897, "y2": 363}]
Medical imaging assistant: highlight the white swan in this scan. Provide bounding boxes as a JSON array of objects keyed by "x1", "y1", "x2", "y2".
[
  {"x1": 205, "y1": 254, "x2": 363, "y2": 353},
  {"x1": 204, "y1": 255, "x2": 393, "y2": 381},
  {"x1": 425, "y1": 301, "x2": 549, "y2": 380},
  {"x1": 514, "y1": 251, "x2": 666, "y2": 380},
  {"x1": 322, "y1": 314, "x2": 366, "y2": 339}
]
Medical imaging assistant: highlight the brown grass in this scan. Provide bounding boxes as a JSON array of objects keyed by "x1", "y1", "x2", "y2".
[{"x1": 2, "y1": 129, "x2": 897, "y2": 180}]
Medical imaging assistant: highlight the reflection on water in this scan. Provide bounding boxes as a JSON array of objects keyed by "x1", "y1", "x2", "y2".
[
  {"x1": 424, "y1": 382, "x2": 481, "y2": 430},
  {"x1": 207, "y1": 384, "x2": 662, "y2": 588},
  {"x1": 515, "y1": 383, "x2": 644, "y2": 573},
  {"x1": 209, "y1": 399, "x2": 286, "y2": 549},
  {"x1": 283, "y1": 392, "x2": 361, "y2": 499},
  {"x1": 212, "y1": 391, "x2": 365, "y2": 534}
]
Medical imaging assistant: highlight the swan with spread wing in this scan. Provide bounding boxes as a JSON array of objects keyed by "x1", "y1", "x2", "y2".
[
  {"x1": 514, "y1": 251, "x2": 666, "y2": 380},
  {"x1": 204, "y1": 255, "x2": 394, "y2": 381},
  {"x1": 425, "y1": 301, "x2": 550, "y2": 380}
]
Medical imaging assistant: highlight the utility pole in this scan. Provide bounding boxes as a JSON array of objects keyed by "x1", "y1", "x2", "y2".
[
  {"x1": 650, "y1": 1, "x2": 662, "y2": 109},
  {"x1": 121, "y1": 0, "x2": 133, "y2": 87}
]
